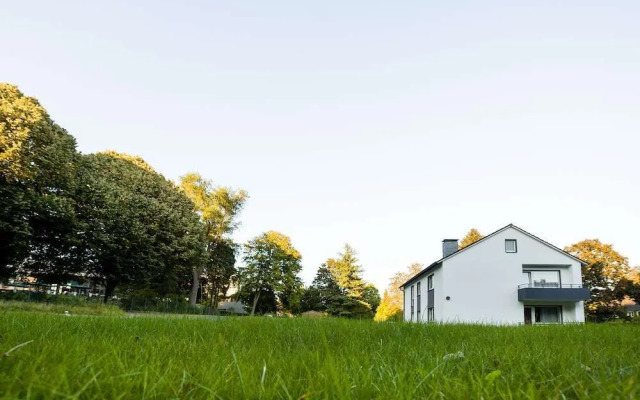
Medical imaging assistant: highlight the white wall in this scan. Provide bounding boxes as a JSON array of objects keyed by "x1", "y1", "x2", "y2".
[{"x1": 439, "y1": 226, "x2": 584, "y2": 324}]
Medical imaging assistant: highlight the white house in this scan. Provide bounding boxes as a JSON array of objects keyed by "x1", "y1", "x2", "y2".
[{"x1": 401, "y1": 224, "x2": 590, "y2": 325}]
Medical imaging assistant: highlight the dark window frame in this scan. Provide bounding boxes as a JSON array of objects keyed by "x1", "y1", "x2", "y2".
[
  {"x1": 427, "y1": 307, "x2": 434, "y2": 322},
  {"x1": 427, "y1": 274, "x2": 433, "y2": 290},
  {"x1": 505, "y1": 239, "x2": 517, "y2": 253},
  {"x1": 416, "y1": 282, "x2": 421, "y2": 321},
  {"x1": 410, "y1": 285, "x2": 415, "y2": 321}
]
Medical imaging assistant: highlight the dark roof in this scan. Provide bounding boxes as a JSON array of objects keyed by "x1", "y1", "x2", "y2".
[{"x1": 400, "y1": 223, "x2": 589, "y2": 288}]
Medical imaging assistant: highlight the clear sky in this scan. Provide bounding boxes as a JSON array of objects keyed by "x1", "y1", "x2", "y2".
[{"x1": 2, "y1": 1, "x2": 639, "y2": 291}]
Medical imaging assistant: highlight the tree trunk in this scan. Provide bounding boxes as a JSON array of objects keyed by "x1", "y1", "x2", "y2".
[
  {"x1": 251, "y1": 290, "x2": 261, "y2": 316},
  {"x1": 104, "y1": 278, "x2": 118, "y2": 304},
  {"x1": 189, "y1": 267, "x2": 202, "y2": 306},
  {"x1": 210, "y1": 285, "x2": 220, "y2": 311}
]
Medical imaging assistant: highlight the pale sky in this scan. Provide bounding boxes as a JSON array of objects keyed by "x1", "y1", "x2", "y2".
[{"x1": 2, "y1": 1, "x2": 639, "y2": 291}]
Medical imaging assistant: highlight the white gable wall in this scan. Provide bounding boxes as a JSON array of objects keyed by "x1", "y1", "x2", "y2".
[{"x1": 440, "y1": 226, "x2": 583, "y2": 324}]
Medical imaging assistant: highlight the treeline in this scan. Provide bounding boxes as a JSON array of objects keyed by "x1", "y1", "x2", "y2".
[
  {"x1": 374, "y1": 229, "x2": 640, "y2": 322},
  {"x1": 0, "y1": 84, "x2": 380, "y2": 316}
]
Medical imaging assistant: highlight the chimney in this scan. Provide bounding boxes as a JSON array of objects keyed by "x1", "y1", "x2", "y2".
[{"x1": 442, "y1": 239, "x2": 459, "y2": 258}]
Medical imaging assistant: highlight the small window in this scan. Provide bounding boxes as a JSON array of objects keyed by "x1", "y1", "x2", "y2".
[
  {"x1": 427, "y1": 274, "x2": 433, "y2": 290},
  {"x1": 427, "y1": 307, "x2": 434, "y2": 322},
  {"x1": 410, "y1": 285, "x2": 415, "y2": 321},
  {"x1": 416, "y1": 282, "x2": 421, "y2": 320},
  {"x1": 505, "y1": 239, "x2": 517, "y2": 253}
]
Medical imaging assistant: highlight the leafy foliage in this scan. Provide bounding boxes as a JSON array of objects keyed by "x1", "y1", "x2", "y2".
[
  {"x1": 179, "y1": 173, "x2": 247, "y2": 305},
  {"x1": 301, "y1": 265, "x2": 344, "y2": 315},
  {"x1": 203, "y1": 239, "x2": 238, "y2": 308},
  {"x1": 374, "y1": 290, "x2": 402, "y2": 322},
  {"x1": 565, "y1": 239, "x2": 630, "y2": 321},
  {"x1": 0, "y1": 84, "x2": 79, "y2": 282},
  {"x1": 74, "y1": 152, "x2": 205, "y2": 301},
  {"x1": 362, "y1": 284, "x2": 381, "y2": 313},
  {"x1": 303, "y1": 245, "x2": 375, "y2": 318},
  {"x1": 374, "y1": 263, "x2": 423, "y2": 322},
  {"x1": 239, "y1": 231, "x2": 303, "y2": 315},
  {"x1": 459, "y1": 228, "x2": 484, "y2": 249}
]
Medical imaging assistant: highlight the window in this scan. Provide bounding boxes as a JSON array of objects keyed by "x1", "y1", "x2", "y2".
[
  {"x1": 505, "y1": 239, "x2": 517, "y2": 253},
  {"x1": 525, "y1": 306, "x2": 562, "y2": 324},
  {"x1": 416, "y1": 282, "x2": 421, "y2": 321},
  {"x1": 530, "y1": 270, "x2": 560, "y2": 287},
  {"x1": 427, "y1": 274, "x2": 433, "y2": 290},
  {"x1": 427, "y1": 307, "x2": 434, "y2": 322},
  {"x1": 410, "y1": 285, "x2": 414, "y2": 321}
]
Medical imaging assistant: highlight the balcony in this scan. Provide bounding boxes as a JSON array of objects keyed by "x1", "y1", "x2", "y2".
[{"x1": 517, "y1": 283, "x2": 590, "y2": 302}]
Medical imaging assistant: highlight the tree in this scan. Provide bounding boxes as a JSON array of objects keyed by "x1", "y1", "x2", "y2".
[
  {"x1": 204, "y1": 239, "x2": 238, "y2": 309},
  {"x1": 374, "y1": 263, "x2": 423, "y2": 322},
  {"x1": 325, "y1": 245, "x2": 372, "y2": 318},
  {"x1": 565, "y1": 239, "x2": 630, "y2": 321},
  {"x1": 327, "y1": 245, "x2": 366, "y2": 298},
  {"x1": 301, "y1": 264, "x2": 344, "y2": 315},
  {"x1": 0, "y1": 83, "x2": 79, "y2": 282},
  {"x1": 75, "y1": 152, "x2": 205, "y2": 302},
  {"x1": 617, "y1": 267, "x2": 640, "y2": 308},
  {"x1": 239, "y1": 231, "x2": 303, "y2": 315},
  {"x1": 362, "y1": 284, "x2": 381, "y2": 313},
  {"x1": 459, "y1": 229, "x2": 484, "y2": 249},
  {"x1": 179, "y1": 173, "x2": 247, "y2": 306},
  {"x1": 374, "y1": 290, "x2": 402, "y2": 322}
]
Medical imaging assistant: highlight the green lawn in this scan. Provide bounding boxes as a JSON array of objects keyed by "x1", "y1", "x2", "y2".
[{"x1": 0, "y1": 312, "x2": 638, "y2": 399}]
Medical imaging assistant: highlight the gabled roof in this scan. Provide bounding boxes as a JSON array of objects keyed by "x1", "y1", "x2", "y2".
[{"x1": 400, "y1": 224, "x2": 588, "y2": 288}]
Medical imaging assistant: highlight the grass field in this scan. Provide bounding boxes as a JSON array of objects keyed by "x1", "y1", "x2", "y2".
[{"x1": 1, "y1": 311, "x2": 639, "y2": 399}]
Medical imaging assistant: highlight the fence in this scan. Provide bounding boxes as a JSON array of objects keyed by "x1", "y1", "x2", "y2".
[{"x1": 0, "y1": 291, "x2": 214, "y2": 315}]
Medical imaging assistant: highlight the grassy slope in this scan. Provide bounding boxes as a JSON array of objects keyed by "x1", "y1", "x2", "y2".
[
  {"x1": 0, "y1": 300, "x2": 124, "y2": 316},
  {"x1": 0, "y1": 312, "x2": 639, "y2": 399}
]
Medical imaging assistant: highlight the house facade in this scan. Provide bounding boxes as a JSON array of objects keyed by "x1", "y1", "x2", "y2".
[
  {"x1": 625, "y1": 305, "x2": 640, "y2": 318},
  {"x1": 401, "y1": 224, "x2": 590, "y2": 325}
]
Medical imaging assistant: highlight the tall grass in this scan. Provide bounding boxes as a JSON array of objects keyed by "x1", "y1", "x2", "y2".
[{"x1": 0, "y1": 312, "x2": 638, "y2": 399}]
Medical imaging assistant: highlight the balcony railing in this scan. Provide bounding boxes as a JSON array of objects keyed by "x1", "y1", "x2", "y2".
[
  {"x1": 517, "y1": 283, "x2": 590, "y2": 302},
  {"x1": 518, "y1": 283, "x2": 585, "y2": 289}
]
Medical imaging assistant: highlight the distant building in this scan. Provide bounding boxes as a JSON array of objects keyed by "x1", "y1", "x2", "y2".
[
  {"x1": 625, "y1": 304, "x2": 640, "y2": 318},
  {"x1": 0, "y1": 275, "x2": 104, "y2": 297},
  {"x1": 401, "y1": 224, "x2": 590, "y2": 325}
]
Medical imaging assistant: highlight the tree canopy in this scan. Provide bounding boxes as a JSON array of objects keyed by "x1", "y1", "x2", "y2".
[
  {"x1": 565, "y1": 239, "x2": 630, "y2": 321},
  {"x1": 0, "y1": 83, "x2": 79, "y2": 281},
  {"x1": 179, "y1": 172, "x2": 247, "y2": 305},
  {"x1": 374, "y1": 263, "x2": 423, "y2": 322},
  {"x1": 459, "y1": 229, "x2": 484, "y2": 249},
  {"x1": 74, "y1": 152, "x2": 206, "y2": 301},
  {"x1": 239, "y1": 231, "x2": 303, "y2": 315}
]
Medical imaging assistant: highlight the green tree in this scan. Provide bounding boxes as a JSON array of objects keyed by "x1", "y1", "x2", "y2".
[
  {"x1": 327, "y1": 245, "x2": 365, "y2": 298},
  {"x1": 565, "y1": 239, "x2": 630, "y2": 321},
  {"x1": 374, "y1": 263, "x2": 423, "y2": 322},
  {"x1": 459, "y1": 228, "x2": 484, "y2": 249},
  {"x1": 239, "y1": 231, "x2": 303, "y2": 315},
  {"x1": 362, "y1": 283, "x2": 381, "y2": 313},
  {"x1": 326, "y1": 245, "x2": 372, "y2": 318},
  {"x1": 617, "y1": 268, "x2": 640, "y2": 308},
  {"x1": 0, "y1": 83, "x2": 79, "y2": 282},
  {"x1": 179, "y1": 173, "x2": 247, "y2": 306},
  {"x1": 75, "y1": 152, "x2": 205, "y2": 302},
  {"x1": 204, "y1": 239, "x2": 238, "y2": 309},
  {"x1": 301, "y1": 264, "x2": 344, "y2": 315}
]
